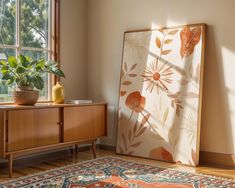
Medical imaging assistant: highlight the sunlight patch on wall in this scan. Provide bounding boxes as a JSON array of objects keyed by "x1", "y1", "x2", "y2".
[{"x1": 222, "y1": 47, "x2": 235, "y2": 113}]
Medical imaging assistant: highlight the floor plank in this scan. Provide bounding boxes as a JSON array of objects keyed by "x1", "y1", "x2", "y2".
[{"x1": 0, "y1": 149, "x2": 234, "y2": 182}]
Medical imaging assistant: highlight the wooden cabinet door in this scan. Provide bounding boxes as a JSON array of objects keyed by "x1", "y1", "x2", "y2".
[
  {"x1": 64, "y1": 105, "x2": 106, "y2": 142},
  {"x1": 94, "y1": 105, "x2": 106, "y2": 137},
  {"x1": 7, "y1": 108, "x2": 60, "y2": 152}
]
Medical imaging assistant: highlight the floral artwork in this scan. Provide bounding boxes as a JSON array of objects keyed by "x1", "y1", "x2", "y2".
[{"x1": 117, "y1": 24, "x2": 205, "y2": 166}]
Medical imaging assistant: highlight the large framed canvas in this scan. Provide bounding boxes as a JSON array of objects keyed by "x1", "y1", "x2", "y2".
[{"x1": 116, "y1": 24, "x2": 206, "y2": 166}]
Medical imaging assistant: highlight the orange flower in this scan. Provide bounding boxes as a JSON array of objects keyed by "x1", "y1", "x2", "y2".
[
  {"x1": 142, "y1": 59, "x2": 173, "y2": 93},
  {"x1": 180, "y1": 27, "x2": 201, "y2": 58},
  {"x1": 125, "y1": 91, "x2": 145, "y2": 113},
  {"x1": 149, "y1": 147, "x2": 173, "y2": 162}
]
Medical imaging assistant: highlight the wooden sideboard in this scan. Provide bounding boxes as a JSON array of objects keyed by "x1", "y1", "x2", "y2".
[{"x1": 0, "y1": 102, "x2": 107, "y2": 177}]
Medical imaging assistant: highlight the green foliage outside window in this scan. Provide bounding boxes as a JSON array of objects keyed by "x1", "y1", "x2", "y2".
[{"x1": 0, "y1": 0, "x2": 51, "y2": 102}]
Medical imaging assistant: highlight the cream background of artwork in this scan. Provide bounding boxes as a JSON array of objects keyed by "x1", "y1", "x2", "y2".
[{"x1": 116, "y1": 27, "x2": 203, "y2": 165}]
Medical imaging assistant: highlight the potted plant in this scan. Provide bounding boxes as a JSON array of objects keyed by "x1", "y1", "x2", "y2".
[{"x1": 0, "y1": 55, "x2": 65, "y2": 105}]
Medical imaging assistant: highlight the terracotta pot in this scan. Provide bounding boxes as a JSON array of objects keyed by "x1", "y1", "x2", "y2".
[{"x1": 13, "y1": 89, "x2": 39, "y2": 105}]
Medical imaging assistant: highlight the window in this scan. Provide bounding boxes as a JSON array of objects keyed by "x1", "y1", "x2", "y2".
[{"x1": 0, "y1": 0, "x2": 57, "y2": 102}]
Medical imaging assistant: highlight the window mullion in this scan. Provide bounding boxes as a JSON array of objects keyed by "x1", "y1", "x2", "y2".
[
  {"x1": 47, "y1": 0, "x2": 52, "y2": 100},
  {"x1": 16, "y1": 0, "x2": 21, "y2": 56}
]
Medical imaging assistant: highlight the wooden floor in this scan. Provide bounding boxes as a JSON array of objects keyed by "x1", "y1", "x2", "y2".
[{"x1": 0, "y1": 148, "x2": 234, "y2": 183}]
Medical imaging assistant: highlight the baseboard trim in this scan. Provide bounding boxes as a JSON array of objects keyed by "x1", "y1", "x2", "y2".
[
  {"x1": 98, "y1": 145, "x2": 235, "y2": 168},
  {"x1": 1, "y1": 145, "x2": 233, "y2": 168},
  {"x1": 200, "y1": 151, "x2": 235, "y2": 168},
  {"x1": 97, "y1": 144, "x2": 116, "y2": 151}
]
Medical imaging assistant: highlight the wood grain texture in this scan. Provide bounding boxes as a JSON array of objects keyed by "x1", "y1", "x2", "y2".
[
  {"x1": 7, "y1": 154, "x2": 13, "y2": 178},
  {"x1": 6, "y1": 139, "x2": 93, "y2": 156},
  {"x1": 0, "y1": 149, "x2": 234, "y2": 181},
  {"x1": 0, "y1": 102, "x2": 107, "y2": 110},
  {"x1": 200, "y1": 151, "x2": 235, "y2": 168},
  {"x1": 94, "y1": 105, "x2": 106, "y2": 137},
  {"x1": 0, "y1": 110, "x2": 6, "y2": 157},
  {"x1": 0, "y1": 103, "x2": 107, "y2": 177},
  {"x1": 7, "y1": 108, "x2": 60, "y2": 152},
  {"x1": 64, "y1": 105, "x2": 106, "y2": 142},
  {"x1": 195, "y1": 25, "x2": 207, "y2": 165}
]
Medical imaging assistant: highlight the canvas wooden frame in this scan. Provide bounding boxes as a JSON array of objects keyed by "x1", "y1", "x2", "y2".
[{"x1": 116, "y1": 23, "x2": 206, "y2": 166}]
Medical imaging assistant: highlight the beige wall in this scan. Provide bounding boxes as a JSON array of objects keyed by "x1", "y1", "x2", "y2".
[
  {"x1": 60, "y1": 0, "x2": 88, "y2": 100},
  {"x1": 87, "y1": 0, "x2": 235, "y2": 155}
]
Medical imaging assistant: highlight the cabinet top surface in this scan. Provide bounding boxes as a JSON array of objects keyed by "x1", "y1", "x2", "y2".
[{"x1": 0, "y1": 102, "x2": 107, "y2": 110}]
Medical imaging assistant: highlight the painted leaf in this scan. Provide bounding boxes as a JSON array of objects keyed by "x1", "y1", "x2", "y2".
[
  {"x1": 189, "y1": 63, "x2": 193, "y2": 78},
  {"x1": 133, "y1": 121, "x2": 138, "y2": 134},
  {"x1": 161, "y1": 50, "x2": 171, "y2": 55},
  {"x1": 191, "y1": 149, "x2": 197, "y2": 165},
  {"x1": 125, "y1": 91, "x2": 146, "y2": 113},
  {"x1": 186, "y1": 92, "x2": 199, "y2": 98},
  {"x1": 136, "y1": 127, "x2": 147, "y2": 137},
  {"x1": 181, "y1": 79, "x2": 189, "y2": 85},
  {"x1": 195, "y1": 64, "x2": 200, "y2": 83},
  {"x1": 158, "y1": 29, "x2": 165, "y2": 34},
  {"x1": 149, "y1": 147, "x2": 173, "y2": 162},
  {"x1": 140, "y1": 113, "x2": 150, "y2": 128},
  {"x1": 128, "y1": 130, "x2": 132, "y2": 141},
  {"x1": 128, "y1": 73, "x2": 137, "y2": 77},
  {"x1": 122, "y1": 81, "x2": 132, "y2": 85},
  {"x1": 130, "y1": 63, "x2": 138, "y2": 71},
  {"x1": 131, "y1": 141, "x2": 142, "y2": 147},
  {"x1": 122, "y1": 134, "x2": 128, "y2": 151},
  {"x1": 164, "y1": 39, "x2": 173, "y2": 44},
  {"x1": 171, "y1": 101, "x2": 174, "y2": 108},
  {"x1": 162, "y1": 108, "x2": 169, "y2": 123},
  {"x1": 176, "y1": 105, "x2": 183, "y2": 116},
  {"x1": 118, "y1": 145, "x2": 124, "y2": 153},
  {"x1": 168, "y1": 91, "x2": 181, "y2": 99},
  {"x1": 188, "y1": 160, "x2": 193, "y2": 166},
  {"x1": 124, "y1": 62, "x2": 127, "y2": 71},
  {"x1": 120, "y1": 91, "x2": 127, "y2": 96},
  {"x1": 167, "y1": 29, "x2": 179, "y2": 35},
  {"x1": 121, "y1": 69, "x2": 124, "y2": 78},
  {"x1": 156, "y1": 37, "x2": 161, "y2": 48},
  {"x1": 180, "y1": 26, "x2": 201, "y2": 58},
  {"x1": 179, "y1": 69, "x2": 187, "y2": 76}
]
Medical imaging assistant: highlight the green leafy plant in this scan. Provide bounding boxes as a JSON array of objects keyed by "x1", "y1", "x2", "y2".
[{"x1": 0, "y1": 55, "x2": 65, "y2": 90}]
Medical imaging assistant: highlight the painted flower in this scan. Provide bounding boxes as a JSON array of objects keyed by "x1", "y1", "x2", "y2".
[
  {"x1": 149, "y1": 147, "x2": 173, "y2": 162},
  {"x1": 180, "y1": 26, "x2": 201, "y2": 58},
  {"x1": 142, "y1": 59, "x2": 173, "y2": 93},
  {"x1": 125, "y1": 91, "x2": 145, "y2": 113}
]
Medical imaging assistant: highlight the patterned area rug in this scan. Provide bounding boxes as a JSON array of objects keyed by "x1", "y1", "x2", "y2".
[{"x1": 0, "y1": 156, "x2": 234, "y2": 188}]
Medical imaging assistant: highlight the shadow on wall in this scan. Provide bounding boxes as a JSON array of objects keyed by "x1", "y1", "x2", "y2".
[{"x1": 201, "y1": 25, "x2": 234, "y2": 154}]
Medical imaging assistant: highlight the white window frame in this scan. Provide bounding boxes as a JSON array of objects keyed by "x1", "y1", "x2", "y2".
[{"x1": 0, "y1": 0, "x2": 53, "y2": 102}]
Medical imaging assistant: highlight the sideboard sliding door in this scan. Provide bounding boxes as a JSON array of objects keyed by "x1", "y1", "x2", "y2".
[
  {"x1": 64, "y1": 105, "x2": 106, "y2": 142},
  {"x1": 7, "y1": 108, "x2": 60, "y2": 152}
]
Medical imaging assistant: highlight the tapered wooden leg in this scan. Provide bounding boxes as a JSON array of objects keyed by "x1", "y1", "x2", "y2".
[
  {"x1": 75, "y1": 145, "x2": 78, "y2": 154},
  {"x1": 92, "y1": 139, "x2": 96, "y2": 158},
  {"x1": 69, "y1": 147, "x2": 73, "y2": 155},
  {"x1": 8, "y1": 154, "x2": 13, "y2": 178}
]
